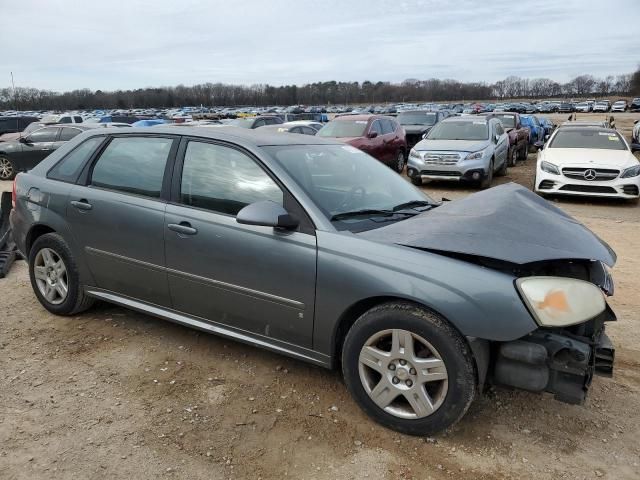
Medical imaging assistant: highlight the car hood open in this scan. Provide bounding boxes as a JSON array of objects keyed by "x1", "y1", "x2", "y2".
[{"x1": 358, "y1": 183, "x2": 616, "y2": 266}]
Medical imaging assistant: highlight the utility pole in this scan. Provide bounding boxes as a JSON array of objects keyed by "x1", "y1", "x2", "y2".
[{"x1": 11, "y1": 71, "x2": 18, "y2": 112}]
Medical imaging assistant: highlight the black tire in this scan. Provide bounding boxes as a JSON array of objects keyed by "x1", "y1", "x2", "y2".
[
  {"x1": 0, "y1": 156, "x2": 16, "y2": 181},
  {"x1": 411, "y1": 176, "x2": 423, "y2": 186},
  {"x1": 28, "y1": 233, "x2": 94, "y2": 315},
  {"x1": 496, "y1": 155, "x2": 508, "y2": 177},
  {"x1": 394, "y1": 150, "x2": 406, "y2": 174},
  {"x1": 508, "y1": 146, "x2": 518, "y2": 167},
  {"x1": 479, "y1": 160, "x2": 493, "y2": 189},
  {"x1": 341, "y1": 302, "x2": 476, "y2": 436},
  {"x1": 517, "y1": 142, "x2": 527, "y2": 161}
]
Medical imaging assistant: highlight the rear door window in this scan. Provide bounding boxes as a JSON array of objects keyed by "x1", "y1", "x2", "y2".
[
  {"x1": 90, "y1": 136, "x2": 173, "y2": 198},
  {"x1": 59, "y1": 127, "x2": 83, "y2": 141}
]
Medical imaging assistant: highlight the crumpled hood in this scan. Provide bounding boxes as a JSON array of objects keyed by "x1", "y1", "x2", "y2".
[
  {"x1": 358, "y1": 183, "x2": 616, "y2": 266},
  {"x1": 415, "y1": 139, "x2": 490, "y2": 152}
]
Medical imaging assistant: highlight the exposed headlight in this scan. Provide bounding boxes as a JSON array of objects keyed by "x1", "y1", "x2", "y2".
[
  {"x1": 465, "y1": 149, "x2": 486, "y2": 161},
  {"x1": 540, "y1": 161, "x2": 560, "y2": 175},
  {"x1": 620, "y1": 165, "x2": 640, "y2": 178},
  {"x1": 409, "y1": 149, "x2": 422, "y2": 160},
  {"x1": 516, "y1": 277, "x2": 605, "y2": 327}
]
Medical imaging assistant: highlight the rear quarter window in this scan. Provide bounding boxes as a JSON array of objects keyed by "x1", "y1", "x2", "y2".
[{"x1": 48, "y1": 136, "x2": 105, "y2": 183}]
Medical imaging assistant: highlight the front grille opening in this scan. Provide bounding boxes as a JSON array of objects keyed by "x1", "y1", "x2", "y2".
[
  {"x1": 559, "y1": 184, "x2": 617, "y2": 194},
  {"x1": 421, "y1": 170, "x2": 461, "y2": 177},
  {"x1": 622, "y1": 185, "x2": 639, "y2": 196},
  {"x1": 538, "y1": 180, "x2": 555, "y2": 190}
]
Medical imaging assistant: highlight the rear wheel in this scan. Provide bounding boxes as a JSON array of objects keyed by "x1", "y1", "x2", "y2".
[
  {"x1": 29, "y1": 233, "x2": 94, "y2": 315},
  {"x1": 342, "y1": 302, "x2": 476, "y2": 436},
  {"x1": 0, "y1": 156, "x2": 15, "y2": 181}
]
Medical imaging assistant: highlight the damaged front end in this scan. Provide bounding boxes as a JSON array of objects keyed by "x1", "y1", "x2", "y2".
[
  {"x1": 493, "y1": 307, "x2": 615, "y2": 404},
  {"x1": 492, "y1": 259, "x2": 616, "y2": 405}
]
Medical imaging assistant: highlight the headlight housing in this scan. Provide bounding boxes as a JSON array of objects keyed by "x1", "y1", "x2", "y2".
[
  {"x1": 620, "y1": 164, "x2": 640, "y2": 178},
  {"x1": 516, "y1": 277, "x2": 605, "y2": 327},
  {"x1": 540, "y1": 161, "x2": 560, "y2": 175},
  {"x1": 465, "y1": 149, "x2": 486, "y2": 161},
  {"x1": 409, "y1": 149, "x2": 422, "y2": 160}
]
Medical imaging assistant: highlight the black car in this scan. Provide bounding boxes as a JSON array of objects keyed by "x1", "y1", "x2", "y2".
[
  {"x1": 0, "y1": 124, "x2": 97, "y2": 180},
  {"x1": 397, "y1": 110, "x2": 448, "y2": 149},
  {"x1": 558, "y1": 103, "x2": 574, "y2": 113},
  {"x1": 0, "y1": 116, "x2": 39, "y2": 136}
]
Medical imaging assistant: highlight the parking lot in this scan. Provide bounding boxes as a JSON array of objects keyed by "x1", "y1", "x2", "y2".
[{"x1": 0, "y1": 112, "x2": 639, "y2": 480}]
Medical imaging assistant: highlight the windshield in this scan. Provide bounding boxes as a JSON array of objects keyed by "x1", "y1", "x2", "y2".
[
  {"x1": 317, "y1": 120, "x2": 368, "y2": 138},
  {"x1": 493, "y1": 114, "x2": 515, "y2": 128},
  {"x1": 426, "y1": 121, "x2": 488, "y2": 141},
  {"x1": 398, "y1": 112, "x2": 437, "y2": 126},
  {"x1": 549, "y1": 130, "x2": 627, "y2": 150},
  {"x1": 265, "y1": 144, "x2": 433, "y2": 231},
  {"x1": 228, "y1": 118, "x2": 256, "y2": 128}
]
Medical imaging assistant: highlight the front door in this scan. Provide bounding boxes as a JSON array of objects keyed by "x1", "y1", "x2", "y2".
[
  {"x1": 164, "y1": 139, "x2": 317, "y2": 347},
  {"x1": 67, "y1": 135, "x2": 177, "y2": 306},
  {"x1": 15, "y1": 126, "x2": 61, "y2": 170}
]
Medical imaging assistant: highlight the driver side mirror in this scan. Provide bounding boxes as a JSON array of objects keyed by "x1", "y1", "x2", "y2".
[
  {"x1": 367, "y1": 131, "x2": 378, "y2": 139},
  {"x1": 236, "y1": 200, "x2": 299, "y2": 230},
  {"x1": 19, "y1": 136, "x2": 30, "y2": 144},
  {"x1": 493, "y1": 134, "x2": 500, "y2": 143},
  {"x1": 631, "y1": 143, "x2": 640, "y2": 153},
  {"x1": 534, "y1": 141, "x2": 544, "y2": 151}
]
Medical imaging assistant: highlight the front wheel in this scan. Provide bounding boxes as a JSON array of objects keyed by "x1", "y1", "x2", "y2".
[
  {"x1": 342, "y1": 302, "x2": 476, "y2": 436},
  {"x1": 479, "y1": 160, "x2": 493, "y2": 189},
  {"x1": 395, "y1": 150, "x2": 406, "y2": 173},
  {"x1": 0, "y1": 156, "x2": 16, "y2": 181},
  {"x1": 508, "y1": 146, "x2": 517, "y2": 167}
]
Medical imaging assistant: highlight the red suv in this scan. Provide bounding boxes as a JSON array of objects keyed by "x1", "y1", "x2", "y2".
[{"x1": 317, "y1": 115, "x2": 407, "y2": 172}]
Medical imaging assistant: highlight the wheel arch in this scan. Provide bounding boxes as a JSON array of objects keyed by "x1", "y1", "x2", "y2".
[
  {"x1": 25, "y1": 223, "x2": 57, "y2": 257},
  {"x1": 331, "y1": 295, "x2": 488, "y2": 391}
]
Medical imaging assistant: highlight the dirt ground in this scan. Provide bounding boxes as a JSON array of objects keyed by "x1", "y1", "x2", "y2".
[{"x1": 0, "y1": 113, "x2": 639, "y2": 480}]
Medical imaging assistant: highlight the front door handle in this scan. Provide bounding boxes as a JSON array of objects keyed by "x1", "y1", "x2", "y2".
[
  {"x1": 70, "y1": 200, "x2": 92, "y2": 211},
  {"x1": 168, "y1": 222, "x2": 197, "y2": 236}
]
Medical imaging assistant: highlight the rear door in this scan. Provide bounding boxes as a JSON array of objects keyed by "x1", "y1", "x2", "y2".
[
  {"x1": 67, "y1": 134, "x2": 178, "y2": 306},
  {"x1": 164, "y1": 138, "x2": 317, "y2": 347}
]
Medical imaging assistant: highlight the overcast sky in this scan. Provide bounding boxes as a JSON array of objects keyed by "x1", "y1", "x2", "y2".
[{"x1": 2, "y1": 0, "x2": 638, "y2": 91}]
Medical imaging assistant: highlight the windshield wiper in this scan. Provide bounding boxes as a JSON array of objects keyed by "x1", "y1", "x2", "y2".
[
  {"x1": 392, "y1": 200, "x2": 433, "y2": 212},
  {"x1": 330, "y1": 209, "x2": 417, "y2": 221}
]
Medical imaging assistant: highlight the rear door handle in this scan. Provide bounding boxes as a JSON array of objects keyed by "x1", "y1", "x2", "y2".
[
  {"x1": 70, "y1": 200, "x2": 92, "y2": 211},
  {"x1": 168, "y1": 222, "x2": 198, "y2": 236}
]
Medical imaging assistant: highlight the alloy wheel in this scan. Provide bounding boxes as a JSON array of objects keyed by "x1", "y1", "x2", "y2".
[
  {"x1": 396, "y1": 151, "x2": 405, "y2": 173},
  {"x1": 0, "y1": 157, "x2": 13, "y2": 180},
  {"x1": 358, "y1": 328, "x2": 448, "y2": 419},
  {"x1": 33, "y1": 248, "x2": 69, "y2": 305}
]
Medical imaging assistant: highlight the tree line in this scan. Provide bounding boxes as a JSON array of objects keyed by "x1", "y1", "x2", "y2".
[{"x1": 1, "y1": 69, "x2": 639, "y2": 111}]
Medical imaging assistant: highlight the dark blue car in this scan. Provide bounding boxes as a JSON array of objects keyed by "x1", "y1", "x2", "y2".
[{"x1": 520, "y1": 115, "x2": 545, "y2": 150}]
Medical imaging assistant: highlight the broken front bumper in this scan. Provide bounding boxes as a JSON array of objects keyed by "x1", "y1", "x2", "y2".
[{"x1": 493, "y1": 309, "x2": 615, "y2": 405}]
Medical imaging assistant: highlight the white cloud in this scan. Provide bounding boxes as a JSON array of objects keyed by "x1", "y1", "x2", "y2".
[{"x1": 1, "y1": 0, "x2": 638, "y2": 91}]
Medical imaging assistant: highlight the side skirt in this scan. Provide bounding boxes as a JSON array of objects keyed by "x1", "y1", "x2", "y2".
[{"x1": 85, "y1": 287, "x2": 332, "y2": 368}]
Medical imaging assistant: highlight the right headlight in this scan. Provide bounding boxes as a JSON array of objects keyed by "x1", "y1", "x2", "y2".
[
  {"x1": 540, "y1": 161, "x2": 560, "y2": 175},
  {"x1": 409, "y1": 149, "x2": 422, "y2": 160},
  {"x1": 516, "y1": 276, "x2": 606, "y2": 327},
  {"x1": 620, "y1": 165, "x2": 640, "y2": 178}
]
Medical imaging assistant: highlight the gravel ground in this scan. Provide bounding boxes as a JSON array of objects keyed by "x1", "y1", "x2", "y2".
[{"x1": 0, "y1": 113, "x2": 639, "y2": 480}]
